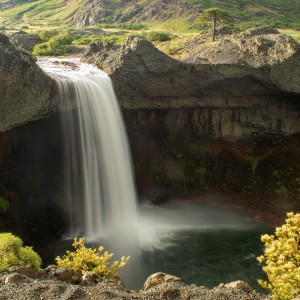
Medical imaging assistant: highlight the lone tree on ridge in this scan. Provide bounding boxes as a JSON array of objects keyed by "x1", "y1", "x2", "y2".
[{"x1": 199, "y1": 8, "x2": 230, "y2": 41}]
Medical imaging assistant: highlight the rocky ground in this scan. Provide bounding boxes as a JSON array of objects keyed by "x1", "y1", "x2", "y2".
[{"x1": 0, "y1": 267, "x2": 272, "y2": 300}]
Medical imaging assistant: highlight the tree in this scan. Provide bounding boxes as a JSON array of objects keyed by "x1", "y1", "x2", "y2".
[{"x1": 199, "y1": 8, "x2": 230, "y2": 41}]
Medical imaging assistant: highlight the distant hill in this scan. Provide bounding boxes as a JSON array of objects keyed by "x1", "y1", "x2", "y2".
[{"x1": 0, "y1": 0, "x2": 300, "y2": 31}]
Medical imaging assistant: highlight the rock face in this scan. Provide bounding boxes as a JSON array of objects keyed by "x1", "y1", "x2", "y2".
[
  {"x1": 82, "y1": 30, "x2": 300, "y2": 137},
  {"x1": 9, "y1": 30, "x2": 42, "y2": 52},
  {"x1": 0, "y1": 33, "x2": 58, "y2": 132},
  {"x1": 73, "y1": 0, "x2": 198, "y2": 26}
]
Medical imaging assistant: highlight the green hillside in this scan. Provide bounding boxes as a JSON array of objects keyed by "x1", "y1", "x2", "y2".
[
  {"x1": 0, "y1": 0, "x2": 299, "y2": 34},
  {"x1": 0, "y1": 0, "x2": 300, "y2": 41}
]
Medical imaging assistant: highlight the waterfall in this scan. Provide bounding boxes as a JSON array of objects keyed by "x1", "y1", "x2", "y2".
[{"x1": 38, "y1": 58, "x2": 138, "y2": 242}]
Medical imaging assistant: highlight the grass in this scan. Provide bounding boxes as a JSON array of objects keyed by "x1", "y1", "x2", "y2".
[
  {"x1": 279, "y1": 29, "x2": 300, "y2": 42},
  {"x1": 1, "y1": 0, "x2": 300, "y2": 31}
]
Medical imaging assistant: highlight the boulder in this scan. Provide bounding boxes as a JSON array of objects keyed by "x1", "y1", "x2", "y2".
[
  {"x1": 225, "y1": 280, "x2": 253, "y2": 292},
  {"x1": 0, "y1": 33, "x2": 58, "y2": 132},
  {"x1": 9, "y1": 30, "x2": 42, "y2": 52},
  {"x1": 5, "y1": 273, "x2": 32, "y2": 284},
  {"x1": 54, "y1": 268, "x2": 81, "y2": 284},
  {"x1": 10, "y1": 266, "x2": 39, "y2": 279},
  {"x1": 82, "y1": 272, "x2": 102, "y2": 285},
  {"x1": 143, "y1": 272, "x2": 181, "y2": 290}
]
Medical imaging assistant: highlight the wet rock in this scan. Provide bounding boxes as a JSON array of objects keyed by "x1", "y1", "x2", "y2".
[{"x1": 143, "y1": 272, "x2": 181, "y2": 290}]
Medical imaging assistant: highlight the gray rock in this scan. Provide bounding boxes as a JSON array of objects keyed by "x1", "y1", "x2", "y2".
[
  {"x1": 54, "y1": 268, "x2": 81, "y2": 284},
  {"x1": 143, "y1": 272, "x2": 181, "y2": 290},
  {"x1": 0, "y1": 33, "x2": 58, "y2": 132},
  {"x1": 10, "y1": 266, "x2": 39, "y2": 279},
  {"x1": 225, "y1": 280, "x2": 253, "y2": 292},
  {"x1": 5, "y1": 273, "x2": 32, "y2": 284},
  {"x1": 9, "y1": 30, "x2": 42, "y2": 52},
  {"x1": 82, "y1": 272, "x2": 102, "y2": 285}
]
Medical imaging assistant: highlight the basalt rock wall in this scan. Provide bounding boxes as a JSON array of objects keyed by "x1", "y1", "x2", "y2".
[{"x1": 82, "y1": 30, "x2": 300, "y2": 138}]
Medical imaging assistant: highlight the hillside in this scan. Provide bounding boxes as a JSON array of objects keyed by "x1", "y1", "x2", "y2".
[{"x1": 0, "y1": 0, "x2": 300, "y2": 32}]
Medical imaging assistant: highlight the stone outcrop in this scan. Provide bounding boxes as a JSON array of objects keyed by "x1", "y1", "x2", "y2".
[
  {"x1": 73, "y1": 0, "x2": 198, "y2": 26},
  {"x1": 0, "y1": 33, "x2": 58, "y2": 132},
  {"x1": 0, "y1": 269, "x2": 271, "y2": 300},
  {"x1": 82, "y1": 30, "x2": 300, "y2": 137},
  {"x1": 9, "y1": 30, "x2": 42, "y2": 52}
]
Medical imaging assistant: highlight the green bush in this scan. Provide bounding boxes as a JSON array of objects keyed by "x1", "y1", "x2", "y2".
[
  {"x1": 38, "y1": 29, "x2": 60, "y2": 41},
  {"x1": 143, "y1": 31, "x2": 176, "y2": 42},
  {"x1": 257, "y1": 212, "x2": 300, "y2": 300},
  {"x1": 0, "y1": 233, "x2": 42, "y2": 273},
  {"x1": 55, "y1": 238, "x2": 129, "y2": 280},
  {"x1": 33, "y1": 33, "x2": 74, "y2": 56}
]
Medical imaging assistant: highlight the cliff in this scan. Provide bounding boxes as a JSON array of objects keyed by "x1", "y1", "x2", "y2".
[
  {"x1": 0, "y1": 33, "x2": 57, "y2": 132},
  {"x1": 82, "y1": 28, "x2": 300, "y2": 137}
]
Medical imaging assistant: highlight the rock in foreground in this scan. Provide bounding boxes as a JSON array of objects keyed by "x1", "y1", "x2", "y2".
[{"x1": 0, "y1": 268, "x2": 271, "y2": 300}]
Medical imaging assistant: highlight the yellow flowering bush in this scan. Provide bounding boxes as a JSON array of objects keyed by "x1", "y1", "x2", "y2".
[
  {"x1": 257, "y1": 212, "x2": 300, "y2": 300},
  {"x1": 55, "y1": 238, "x2": 129, "y2": 280},
  {"x1": 0, "y1": 233, "x2": 42, "y2": 272}
]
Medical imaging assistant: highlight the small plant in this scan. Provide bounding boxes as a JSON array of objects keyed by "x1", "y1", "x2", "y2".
[
  {"x1": 0, "y1": 233, "x2": 42, "y2": 273},
  {"x1": 143, "y1": 31, "x2": 176, "y2": 42},
  {"x1": 33, "y1": 33, "x2": 74, "y2": 56},
  {"x1": 257, "y1": 212, "x2": 300, "y2": 300},
  {"x1": 55, "y1": 238, "x2": 129, "y2": 280}
]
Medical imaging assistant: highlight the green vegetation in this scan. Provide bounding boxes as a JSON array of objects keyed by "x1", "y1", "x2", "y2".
[
  {"x1": 0, "y1": 233, "x2": 42, "y2": 272},
  {"x1": 33, "y1": 32, "x2": 74, "y2": 56},
  {"x1": 56, "y1": 238, "x2": 129, "y2": 279},
  {"x1": 142, "y1": 31, "x2": 176, "y2": 42},
  {"x1": 199, "y1": 8, "x2": 230, "y2": 41},
  {"x1": 33, "y1": 29, "x2": 128, "y2": 56},
  {"x1": 0, "y1": 0, "x2": 300, "y2": 33},
  {"x1": 258, "y1": 212, "x2": 300, "y2": 300},
  {"x1": 99, "y1": 23, "x2": 147, "y2": 30}
]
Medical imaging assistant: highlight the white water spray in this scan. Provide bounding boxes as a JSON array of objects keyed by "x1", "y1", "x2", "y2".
[{"x1": 38, "y1": 58, "x2": 138, "y2": 242}]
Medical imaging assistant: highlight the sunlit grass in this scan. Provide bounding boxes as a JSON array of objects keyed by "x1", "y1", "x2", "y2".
[{"x1": 279, "y1": 29, "x2": 300, "y2": 42}]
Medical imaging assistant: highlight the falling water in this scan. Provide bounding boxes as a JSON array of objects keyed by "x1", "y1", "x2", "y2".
[
  {"x1": 38, "y1": 58, "x2": 138, "y2": 241},
  {"x1": 38, "y1": 58, "x2": 271, "y2": 290}
]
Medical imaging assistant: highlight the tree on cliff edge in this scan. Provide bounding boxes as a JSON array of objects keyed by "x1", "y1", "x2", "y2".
[{"x1": 199, "y1": 8, "x2": 230, "y2": 41}]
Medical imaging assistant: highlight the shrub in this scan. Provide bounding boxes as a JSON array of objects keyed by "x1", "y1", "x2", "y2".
[
  {"x1": 33, "y1": 33, "x2": 74, "y2": 56},
  {"x1": 39, "y1": 29, "x2": 60, "y2": 41},
  {"x1": 257, "y1": 212, "x2": 300, "y2": 300},
  {"x1": 143, "y1": 31, "x2": 175, "y2": 42},
  {"x1": 0, "y1": 233, "x2": 42, "y2": 273},
  {"x1": 55, "y1": 238, "x2": 129, "y2": 280}
]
